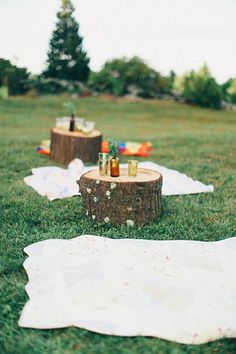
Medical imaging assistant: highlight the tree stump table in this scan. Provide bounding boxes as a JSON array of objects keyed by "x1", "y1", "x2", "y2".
[
  {"x1": 50, "y1": 127, "x2": 102, "y2": 165},
  {"x1": 79, "y1": 168, "x2": 162, "y2": 226}
]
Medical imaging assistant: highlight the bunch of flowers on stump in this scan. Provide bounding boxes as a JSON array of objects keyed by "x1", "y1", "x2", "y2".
[{"x1": 108, "y1": 138, "x2": 120, "y2": 177}]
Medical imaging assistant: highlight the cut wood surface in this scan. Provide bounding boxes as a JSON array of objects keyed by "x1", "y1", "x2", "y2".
[
  {"x1": 84, "y1": 167, "x2": 161, "y2": 183},
  {"x1": 51, "y1": 127, "x2": 101, "y2": 138},
  {"x1": 50, "y1": 127, "x2": 102, "y2": 165},
  {"x1": 79, "y1": 168, "x2": 162, "y2": 226}
]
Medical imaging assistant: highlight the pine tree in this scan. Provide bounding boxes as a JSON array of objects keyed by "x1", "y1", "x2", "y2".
[{"x1": 44, "y1": 0, "x2": 90, "y2": 82}]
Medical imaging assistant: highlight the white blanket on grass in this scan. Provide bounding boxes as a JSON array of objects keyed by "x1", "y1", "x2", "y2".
[
  {"x1": 19, "y1": 235, "x2": 236, "y2": 345},
  {"x1": 24, "y1": 159, "x2": 214, "y2": 201}
]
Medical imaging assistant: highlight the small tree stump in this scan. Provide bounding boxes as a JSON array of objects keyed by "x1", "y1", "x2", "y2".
[
  {"x1": 79, "y1": 168, "x2": 162, "y2": 226},
  {"x1": 50, "y1": 127, "x2": 102, "y2": 165}
]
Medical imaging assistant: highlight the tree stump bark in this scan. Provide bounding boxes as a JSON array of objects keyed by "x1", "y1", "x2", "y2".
[
  {"x1": 79, "y1": 168, "x2": 162, "y2": 226},
  {"x1": 50, "y1": 127, "x2": 102, "y2": 165}
]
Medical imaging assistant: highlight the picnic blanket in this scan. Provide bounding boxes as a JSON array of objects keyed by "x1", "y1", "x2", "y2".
[
  {"x1": 24, "y1": 159, "x2": 214, "y2": 201},
  {"x1": 36, "y1": 140, "x2": 152, "y2": 157},
  {"x1": 19, "y1": 235, "x2": 236, "y2": 344},
  {"x1": 36, "y1": 140, "x2": 50, "y2": 156}
]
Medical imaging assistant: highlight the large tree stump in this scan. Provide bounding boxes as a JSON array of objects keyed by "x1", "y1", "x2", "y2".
[
  {"x1": 79, "y1": 168, "x2": 162, "y2": 226},
  {"x1": 50, "y1": 127, "x2": 102, "y2": 165}
]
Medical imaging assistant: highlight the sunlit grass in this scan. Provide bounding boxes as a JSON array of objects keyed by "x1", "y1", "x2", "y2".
[{"x1": 0, "y1": 95, "x2": 236, "y2": 353}]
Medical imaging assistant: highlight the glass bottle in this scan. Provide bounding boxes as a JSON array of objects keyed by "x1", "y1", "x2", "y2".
[
  {"x1": 69, "y1": 113, "x2": 75, "y2": 132},
  {"x1": 110, "y1": 157, "x2": 120, "y2": 177}
]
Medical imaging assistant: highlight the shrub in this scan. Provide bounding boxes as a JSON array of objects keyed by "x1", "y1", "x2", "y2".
[
  {"x1": 174, "y1": 64, "x2": 222, "y2": 109},
  {"x1": 30, "y1": 77, "x2": 66, "y2": 94},
  {"x1": 89, "y1": 56, "x2": 169, "y2": 98},
  {"x1": 0, "y1": 86, "x2": 9, "y2": 99},
  {"x1": 29, "y1": 76, "x2": 91, "y2": 96},
  {"x1": 226, "y1": 78, "x2": 236, "y2": 104},
  {"x1": 0, "y1": 58, "x2": 29, "y2": 95},
  {"x1": 221, "y1": 79, "x2": 232, "y2": 102}
]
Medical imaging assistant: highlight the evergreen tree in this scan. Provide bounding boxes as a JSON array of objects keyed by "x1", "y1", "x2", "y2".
[{"x1": 44, "y1": 0, "x2": 90, "y2": 82}]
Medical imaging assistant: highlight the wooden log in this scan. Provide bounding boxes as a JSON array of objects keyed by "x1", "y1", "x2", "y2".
[
  {"x1": 50, "y1": 127, "x2": 102, "y2": 165},
  {"x1": 79, "y1": 168, "x2": 162, "y2": 226}
]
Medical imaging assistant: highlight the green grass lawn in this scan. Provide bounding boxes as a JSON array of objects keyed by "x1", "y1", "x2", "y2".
[{"x1": 0, "y1": 95, "x2": 236, "y2": 354}]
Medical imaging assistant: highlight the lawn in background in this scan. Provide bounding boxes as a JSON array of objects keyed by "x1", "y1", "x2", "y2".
[{"x1": 0, "y1": 95, "x2": 236, "y2": 354}]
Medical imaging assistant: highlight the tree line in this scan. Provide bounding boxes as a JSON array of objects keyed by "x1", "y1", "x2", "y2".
[{"x1": 0, "y1": 0, "x2": 235, "y2": 110}]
